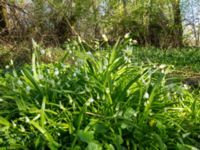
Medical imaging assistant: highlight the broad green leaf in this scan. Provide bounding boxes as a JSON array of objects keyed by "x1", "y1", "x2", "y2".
[
  {"x1": 78, "y1": 130, "x2": 94, "y2": 143},
  {"x1": 86, "y1": 141, "x2": 102, "y2": 150},
  {"x1": 104, "y1": 144, "x2": 115, "y2": 150}
]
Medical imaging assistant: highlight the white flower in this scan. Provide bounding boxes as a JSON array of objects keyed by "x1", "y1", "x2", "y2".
[
  {"x1": 103, "y1": 65, "x2": 107, "y2": 70},
  {"x1": 38, "y1": 74, "x2": 44, "y2": 80},
  {"x1": 143, "y1": 92, "x2": 149, "y2": 99},
  {"x1": 132, "y1": 40, "x2": 138, "y2": 44},
  {"x1": 124, "y1": 33, "x2": 130, "y2": 39},
  {"x1": 26, "y1": 86, "x2": 31, "y2": 92},
  {"x1": 54, "y1": 70, "x2": 59, "y2": 76},
  {"x1": 125, "y1": 46, "x2": 133, "y2": 56},
  {"x1": 12, "y1": 121, "x2": 17, "y2": 127},
  {"x1": 86, "y1": 98, "x2": 94, "y2": 106},
  {"x1": 17, "y1": 80, "x2": 23, "y2": 85},
  {"x1": 127, "y1": 89, "x2": 131, "y2": 95},
  {"x1": 89, "y1": 98, "x2": 94, "y2": 103},
  {"x1": 124, "y1": 56, "x2": 131, "y2": 63},
  {"x1": 106, "y1": 88, "x2": 110, "y2": 94},
  {"x1": 25, "y1": 116, "x2": 30, "y2": 123},
  {"x1": 0, "y1": 98, "x2": 3, "y2": 102},
  {"x1": 183, "y1": 84, "x2": 189, "y2": 90},
  {"x1": 86, "y1": 51, "x2": 92, "y2": 55},
  {"x1": 159, "y1": 64, "x2": 166, "y2": 69},
  {"x1": 95, "y1": 44, "x2": 99, "y2": 49},
  {"x1": 40, "y1": 49, "x2": 45, "y2": 55},
  {"x1": 73, "y1": 73, "x2": 77, "y2": 77},
  {"x1": 5, "y1": 65, "x2": 10, "y2": 69},
  {"x1": 102, "y1": 34, "x2": 108, "y2": 42},
  {"x1": 133, "y1": 112, "x2": 138, "y2": 117}
]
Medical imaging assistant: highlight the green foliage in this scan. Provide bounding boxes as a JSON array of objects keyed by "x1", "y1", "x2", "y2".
[
  {"x1": 131, "y1": 46, "x2": 200, "y2": 72},
  {"x1": 0, "y1": 43, "x2": 200, "y2": 149},
  {"x1": 2, "y1": 0, "x2": 185, "y2": 47},
  {"x1": 0, "y1": 44, "x2": 31, "y2": 69}
]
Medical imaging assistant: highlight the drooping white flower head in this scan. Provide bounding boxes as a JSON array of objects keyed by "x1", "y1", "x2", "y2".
[
  {"x1": 5, "y1": 65, "x2": 10, "y2": 69},
  {"x1": 102, "y1": 34, "x2": 108, "y2": 42},
  {"x1": 124, "y1": 33, "x2": 130, "y2": 39},
  {"x1": 143, "y1": 92, "x2": 149, "y2": 99},
  {"x1": 38, "y1": 74, "x2": 44, "y2": 80},
  {"x1": 17, "y1": 80, "x2": 23, "y2": 85},
  {"x1": 159, "y1": 64, "x2": 166, "y2": 69},
  {"x1": 54, "y1": 70, "x2": 59, "y2": 76},
  {"x1": 25, "y1": 116, "x2": 30, "y2": 123},
  {"x1": 89, "y1": 98, "x2": 94, "y2": 103},
  {"x1": 26, "y1": 86, "x2": 31, "y2": 92},
  {"x1": 132, "y1": 40, "x2": 138, "y2": 44},
  {"x1": 86, "y1": 97, "x2": 95, "y2": 106},
  {"x1": 73, "y1": 73, "x2": 77, "y2": 77},
  {"x1": 86, "y1": 51, "x2": 92, "y2": 56},
  {"x1": 40, "y1": 49, "x2": 45, "y2": 55}
]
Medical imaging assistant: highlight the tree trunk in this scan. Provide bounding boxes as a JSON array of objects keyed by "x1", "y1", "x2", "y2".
[
  {"x1": 0, "y1": 0, "x2": 7, "y2": 31},
  {"x1": 122, "y1": 0, "x2": 127, "y2": 33},
  {"x1": 172, "y1": 0, "x2": 183, "y2": 47}
]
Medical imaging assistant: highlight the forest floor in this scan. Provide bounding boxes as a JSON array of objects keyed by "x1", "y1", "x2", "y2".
[{"x1": 131, "y1": 46, "x2": 200, "y2": 88}]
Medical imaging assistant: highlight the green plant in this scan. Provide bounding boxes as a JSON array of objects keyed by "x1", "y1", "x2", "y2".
[{"x1": 0, "y1": 43, "x2": 199, "y2": 149}]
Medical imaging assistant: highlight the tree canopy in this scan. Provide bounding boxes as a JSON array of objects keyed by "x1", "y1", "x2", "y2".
[{"x1": 0, "y1": 0, "x2": 200, "y2": 47}]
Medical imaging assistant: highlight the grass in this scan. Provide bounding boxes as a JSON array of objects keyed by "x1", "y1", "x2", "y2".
[
  {"x1": 0, "y1": 41, "x2": 200, "y2": 149},
  {"x1": 131, "y1": 46, "x2": 200, "y2": 73},
  {"x1": 131, "y1": 46, "x2": 200, "y2": 89}
]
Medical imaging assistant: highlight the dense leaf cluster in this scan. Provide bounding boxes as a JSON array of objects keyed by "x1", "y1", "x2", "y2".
[{"x1": 0, "y1": 43, "x2": 199, "y2": 149}]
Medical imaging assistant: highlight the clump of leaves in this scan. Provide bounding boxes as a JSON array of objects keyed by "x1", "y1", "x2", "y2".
[{"x1": 0, "y1": 42, "x2": 199, "y2": 149}]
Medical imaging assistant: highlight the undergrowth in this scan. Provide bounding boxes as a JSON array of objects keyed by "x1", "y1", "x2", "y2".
[
  {"x1": 131, "y1": 46, "x2": 200, "y2": 73},
  {"x1": 0, "y1": 42, "x2": 200, "y2": 149}
]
